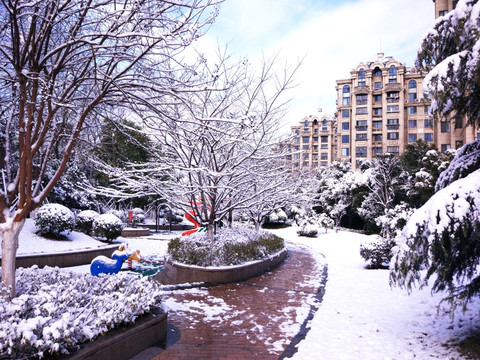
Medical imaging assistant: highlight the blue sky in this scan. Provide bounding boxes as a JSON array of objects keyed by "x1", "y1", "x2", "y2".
[{"x1": 198, "y1": 0, "x2": 435, "y2": 132}]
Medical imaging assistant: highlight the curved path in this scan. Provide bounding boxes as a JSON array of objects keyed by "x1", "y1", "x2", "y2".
[{"x1": 134, "y1": 243, "x2": 327, "y2": 360}]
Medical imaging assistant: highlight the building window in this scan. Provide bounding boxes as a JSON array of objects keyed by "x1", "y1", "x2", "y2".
[
  {"x1": 321, "y1": 135, "x2": 328, "y2": 143},
  {"x1": 358, "y1": 68, "x2": 366, "y2": 86},
  {"x1": 408, "y1": 106, "x2": 417, "y2": 115},
  {"x1": 408, "y1": 134, "x2": 417, "y2": 143},
  {"x1": 374, "y1": 81, "x2": 382, "y2": 89},
  {"x1": 455, "y1": 117, "x2": 463, "y2": 129},
  {"x1": 342, "y1": 135, "x2": 350, "y2": 143},
  {"x1": 424, "y1": 105, "x2": 431, "y2": 114},
  {"x1": 313, "y1": 136, "x2": 318, "y2": 142},
  {"x1": 387, "y1": 146, "x2": 399, "y2": 156},
  {"x1": 373, "y1": 134, "x2": 382, "y2": 142},
  {"x1": 342, "y1": 148, "x2": 350, "y2": 156},
  {"x1": 343, "y1": 85, "x2": 351, "y2": 106},
  {"x1": 373, "y1": 108, "x2": 382, "y2": 116},
  {"x1": 424, "y1": 133, "x2": 433, "y2": 142},
  {"x1": 314, "y1": 129, "x2": 318, "y2": 133},
  {"x1": 304, "y1": 120, "x2": 309, "y2": 130},
  {"x1": 373, "y1": 67, "x2": 382, "y2": 76},
  {"x1": 303, "y1": 145, "x2": 309, "y2": 150},
  {"x1": 356, "y1": 107, "x2": 368, "y2": 115},
  {"x1": 408, "y1": 120, "x2": 417, "y2": 129},
  {"x1": 439, "y1": 10, "x2": 448, "y2": 16},
  {"x1": 313, "y1": 145, "x2": 318, "y2": 150},
  {"x1": 342, "y1": 109, "x2": 349, "y2": 118},
  {"x1": 356, "y1": 120, "x2": 367, "y2": 131},
  {"x1": 356, "y1": 133, "x2": 368, "y2": 141},
  {"x1": 302, "y1": 136, "x2": 309, "y2": 143},
  {"x1": 387, "y1": 132, "x2": 399, "y2": 140},
  {"x1": 441, "y1": 121, "x2": 451, "y2": 133},
  {"x1": 373, "y1": 147, "x2": 382, "y2": 156},
  {"x1": 441, "y1": 144, "x2": 451, "y2": 152},
  {"x1": 387, "y1": 105, "x2": 399, "y2": 113},
  {"x1": 294, "y1": 146, "x2": 299, "y2": 151},
  {"x1": 408, "y1": 80, "x2": 417, "y2": 102},
  {"x1": 356, "y1": 94, "x2": 368, "y2": 105},
  {"x1": 321, "y1": 144, "x2": 328, "y2": 149},
  {"x1": 322, "y1": 119, "x2": 328, "y2": 131},
  {"x1": 424, "y1": 119, "x2": 433, "y2": 128},
  {"x1": 294, "y1": 137, "x2": 299, "y2": 143},
  {"x1": 373, "y1": 94, "x2": 382, "y2": 103},
  {"x1": 356, "y1": 147, "x2": 367, "y2": 158},
  {"x1": 387, "y1": 92, "x2": 399, "y2": 103},
  {"x1": 388, "y1": 65, "x2": 397, "y2": 83},
  {"x1": 320, "y1": 153, "x2": 328, "y2": 160},
  {"x1": 342, "y1": 122, "x2": 349, "y2": 130},
  {"x1": 373, "y1": 121, "x2": 382, "y2": 129}
]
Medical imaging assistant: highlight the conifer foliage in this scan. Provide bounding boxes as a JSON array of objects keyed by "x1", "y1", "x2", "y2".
[{"x1": 418, "y1": 0, "x2": 480, "y2": 124}]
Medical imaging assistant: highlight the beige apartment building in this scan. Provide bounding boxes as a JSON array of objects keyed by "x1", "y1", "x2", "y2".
[
  {"x1": 289, "y1": 113, "x2": 336, "y2": 169},
  {"x1": 287, "y1": 0, "x2": 476, "y2": 171},
  {"x1": 335, "y1": 52, "x2": 477, "y2": 170}
]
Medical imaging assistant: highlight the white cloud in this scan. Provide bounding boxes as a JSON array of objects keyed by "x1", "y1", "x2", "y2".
[{"x1": 198, "y1": 0, "x2": 434, "y2": 132}]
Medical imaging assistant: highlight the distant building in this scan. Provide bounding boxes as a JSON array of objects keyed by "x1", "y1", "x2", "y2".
[
  {"x1": 289, "y1": 113, "x2": 336, "y2": 170},
  {"x1": 433, "y1": 0, "x2": 458, "y2": 18},
  {"x1": 286, "y1": 0, "x2": 475, "y2": 171}
]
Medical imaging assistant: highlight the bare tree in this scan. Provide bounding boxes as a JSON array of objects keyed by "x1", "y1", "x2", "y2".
[
  {"x1": 106, "y1": 50, "x2": 300, "y2": 240},
  {"x1": 0, "y1": 0, "x2": 220, "y2": 299}
]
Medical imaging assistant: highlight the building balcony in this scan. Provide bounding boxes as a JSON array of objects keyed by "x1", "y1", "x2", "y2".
[
  {"x1": 385, "y1": 82, "x2": 402, "y2": 92},
  {"x1": 355, "y1": 126, "x2": 368, "y2": 131},
  {"x1": 354, "y1": 85, "x2": 370, "y2": 94},
  {"x1": 387, "y1": 125, "x2": 399, "y2": 130}
]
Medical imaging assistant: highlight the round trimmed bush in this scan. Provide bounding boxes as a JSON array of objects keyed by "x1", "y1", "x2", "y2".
[
  {"x1": 92, "y1": 214, "x2": 124, "y2": 241},
  {"x1": 35, "y1": 203, "x2": 75, "y2": 239},
  {"x1": 75, "y1": 210, "x2": 99, "y2": 235}
]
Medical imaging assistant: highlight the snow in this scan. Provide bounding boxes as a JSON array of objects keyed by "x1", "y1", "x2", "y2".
[{"x1": 3, "y1": 223, "x2": 480, "y2": 358}]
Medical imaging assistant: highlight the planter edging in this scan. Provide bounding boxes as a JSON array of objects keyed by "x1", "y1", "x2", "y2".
[{"x1": 155, "y1": 248, "x2": 288, "y2": 285}]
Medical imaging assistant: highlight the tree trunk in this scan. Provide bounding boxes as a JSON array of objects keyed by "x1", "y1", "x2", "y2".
[
  {"x1": 206, "y1": 223, "x2": 214, "y2": 243},
  {"x1": 1, "y1": 219, "x2": 25, "y2": 300}
]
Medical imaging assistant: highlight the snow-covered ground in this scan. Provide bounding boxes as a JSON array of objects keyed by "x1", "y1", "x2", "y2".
[
  {"x1": 270, "y1": 227, "x2": 480, "y2": 360},
  {"x1": 5, "y1": 222, "x2": 480, "y2": 359}
]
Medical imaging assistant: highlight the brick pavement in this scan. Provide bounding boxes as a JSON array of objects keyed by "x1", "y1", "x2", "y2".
[{"x1": 141, "y1": 244, "x2": 327, "y2": 360}]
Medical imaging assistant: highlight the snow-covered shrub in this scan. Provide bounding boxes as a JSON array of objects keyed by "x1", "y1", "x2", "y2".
[
  {"x1": 267, "y1": 209, "x2": 287, "y2": 223},
  {"x1": 130, "y1": 207, "x2": 145, "y2": 226},
  {"x1": 360, "y1": 204, "x2": 414, "y2": 269},
  {"x1": 0, "y1": 266, "x2": 162, "y2": 359},
  {"x1": 390, "y1": 169, "x2": 480, "y2": 309},
  {"x1": 360, "y1": 236, "x2": 394, "y2": 269},
  {"x1": 75, "y1": 210, "x2": 99, "y2": 235},
  {"x1": 296, "y1": 222, "x2": 318, "y2": 237},
  {"x1": 106, "y1": 209, "x2": 125, "y2": 222},
  {"x1": 34, "y1": 203, "x2": 75, "y2": 239},
  {"x1": 287, "y1": 205, "x2": 305, "y2": 224},
  {"x1": 317, "y1": 213, "x2": 334, "y2": 233},
  {"x1": 167, "y1": 228, "x2": 284, "y2": 266},
  {"x1": 92, "y1": 214, "x2": 124, "y2": 241}
]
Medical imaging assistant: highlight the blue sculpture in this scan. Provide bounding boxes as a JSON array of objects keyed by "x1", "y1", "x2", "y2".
[{"x1": 90, "y1": 245, "x2": 141, "y2": 276}]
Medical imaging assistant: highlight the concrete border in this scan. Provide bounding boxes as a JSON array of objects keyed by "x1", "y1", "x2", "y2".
[
  {"x1": 155, "y1": 248, "x2": 288, "y2": 285},
  {"x1": 121, "y1": 228, "x2": 150, "y2": 237},
  {"x1": 48, "y1": 307, "x2": 167, "y2": 360},
  {"x1": 0, "y1": 245, "x2": 119, "y2": 269}
]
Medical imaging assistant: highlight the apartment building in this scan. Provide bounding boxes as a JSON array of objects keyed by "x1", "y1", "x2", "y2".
[
  {"x1": 289, "y1": 113, "x2": 336, "y2": 170},
  {"x1": 433, "y1": 0, "x2": 458, "y2": 17},
  {"x1": 335, "y1": 52, "x2": 476, "y2": 170}
]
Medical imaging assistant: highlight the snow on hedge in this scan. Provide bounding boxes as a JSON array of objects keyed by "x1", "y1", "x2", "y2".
[
  {"x1": 34, "y1": 203, "x2": 75, "y2": 237},
  {"x1": 0, "y1": 266, "x2": 162, "y2": 359}
]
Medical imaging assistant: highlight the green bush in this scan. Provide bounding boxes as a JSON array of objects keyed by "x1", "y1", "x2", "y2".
[
  {"x1": 34, "y1": 203, "x2": 75, "y2": 239},
  {"x1": 92, "y1": 214, "x2": 124, "y2": 241},
  {"x1": 75, "y1": 210, "x2": 99, "y2": 235},
  {"x1": 168, "y1": 228, "x2": 285, "y2": 267}
]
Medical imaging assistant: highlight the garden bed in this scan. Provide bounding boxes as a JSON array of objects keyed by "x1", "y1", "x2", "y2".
[
  {"x1": 47, "y1": 306, "x2": 167, "y2": 360},
  {"x1": 121, "y1": 227, "x2": 151, "y2": 237},
  {"x1": 155, "y1": 248, "x2": 288, "y2": 285}
]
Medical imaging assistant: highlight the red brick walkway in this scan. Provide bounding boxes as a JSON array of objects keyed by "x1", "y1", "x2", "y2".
[{"x1": 147, "y1": 244, "x2": 326, "y2": 360}]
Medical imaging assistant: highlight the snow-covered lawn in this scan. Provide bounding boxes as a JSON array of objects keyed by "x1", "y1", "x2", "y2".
[
  {"x1": 270, "y1": 227, "x2": 480, "y2": 360},
  {"x1": 4, "y1": 222, "x2": 480, "y2": 359}
]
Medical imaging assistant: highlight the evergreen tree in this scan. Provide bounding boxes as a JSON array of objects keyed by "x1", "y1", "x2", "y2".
[{"x1": 418, "y1": 0, "x2": 480, "y2": 124}]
